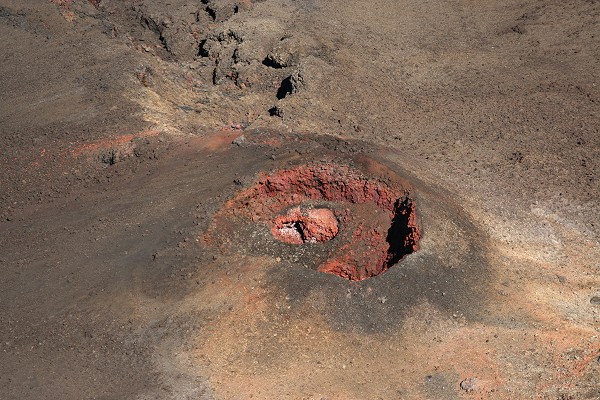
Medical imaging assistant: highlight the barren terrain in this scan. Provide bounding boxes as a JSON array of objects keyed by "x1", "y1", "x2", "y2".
[{"x1": 0, "y1": 0, "x2": 599, "y2": 399}]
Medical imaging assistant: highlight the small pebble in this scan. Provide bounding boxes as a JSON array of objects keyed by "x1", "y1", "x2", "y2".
[
  {"x1": 232, "y1": 135, "x2": 247, "y2": 146},
  {"x1": 460, "y1": 377, "x2": 478, "y2": 393}
]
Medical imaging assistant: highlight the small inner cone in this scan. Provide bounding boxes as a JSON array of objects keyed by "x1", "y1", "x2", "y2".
[{"x1": 272, "y1": 207, "x2": 339, "y2": 244}]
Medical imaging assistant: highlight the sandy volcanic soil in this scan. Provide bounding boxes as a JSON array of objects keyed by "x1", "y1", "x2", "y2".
[{"x1": 0, "y1": 0, "x2": 599, "y2": 399}]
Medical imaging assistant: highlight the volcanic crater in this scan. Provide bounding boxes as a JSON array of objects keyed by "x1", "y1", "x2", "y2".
[{"x1": 216, "y1": 162, "x2": 421, "y2": 281}]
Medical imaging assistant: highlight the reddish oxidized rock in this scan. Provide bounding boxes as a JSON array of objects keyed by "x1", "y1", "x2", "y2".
[
  {"x1": 216, "y1": 163, "x2": 420, "y2": 281},
  {"x1": 272, "y1": 207, "x2": 339, "y2": 244}
]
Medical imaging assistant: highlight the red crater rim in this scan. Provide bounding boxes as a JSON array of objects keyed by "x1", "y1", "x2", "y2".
[{"x1": 222, "y1": 162, "x2": 421, "y2": 281}]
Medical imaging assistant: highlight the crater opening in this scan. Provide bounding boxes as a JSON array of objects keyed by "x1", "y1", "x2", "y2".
[{"x1": 219, "y1": 163, "x2": 421, "y2": 281}]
